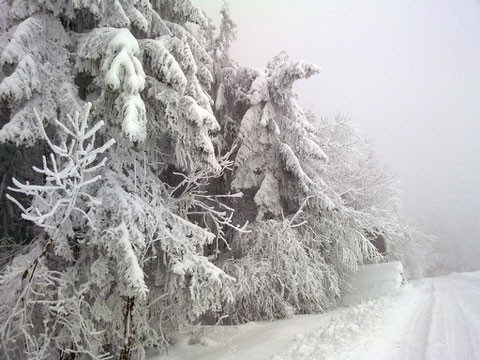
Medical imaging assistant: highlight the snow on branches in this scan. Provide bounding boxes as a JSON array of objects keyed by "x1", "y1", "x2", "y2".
[
  {"x1": 84, "y1": 151, "x2": 239, "y2": 356},
  {"x1": 0, "y1": 14, "x2": 79, "y2": 145},
  {"x1": 77, "y1": 27, "x2": 147, "y2": 142},
  {"x1": 7, "y1": 103, "x2": 114, "y2": 268},
  {"x1": 0, "y1": 104, "x2": 114, "y2": 360},
  {"x1": 232, "y1": 52, "x2": 330, "y2": 219}
]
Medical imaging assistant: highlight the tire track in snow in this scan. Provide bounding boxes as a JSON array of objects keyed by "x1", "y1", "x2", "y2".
[
  {"x1": 398, "y1": 278, "x2": 436, "y2": 360},
  {"x1": 386, "y1": 279, "x2": 434, "y2": 360},
  {"x1": 378, "y1": 274, "x2": 480, "y2": 360},
  {"x1": 427, "y1": 277, "x2": 473, "y2": 360},
  {"x1": 425, "y1": 279, "x2": 448, "y2": 360},
  {"x1": 446, "y1": 277, "x2": 480, "y2": 359},
  {"x1": 446, "y1": 288, "x2": 474, "y2": 359}
]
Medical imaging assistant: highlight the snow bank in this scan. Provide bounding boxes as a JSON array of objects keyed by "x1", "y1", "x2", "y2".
[
  {"x1": 342, "y1": 261, "x2": 405, "y2": 306},
  {"x1": 149, "y1": 283, "x2": 411, "y2": 360},
  {"x1": 149, "y1": 314, "x2": 342, "y2": 360},
  {"x1": 149, "y1": 261, "x2": 406, "y2": 360}
]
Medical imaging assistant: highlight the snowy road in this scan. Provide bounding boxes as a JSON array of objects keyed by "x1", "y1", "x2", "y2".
[
  {"x1": 366, "y1": 272, "x2": 480, "y2": 360},
  {"x1": 153, "y1": 271, "x2": 480, "y2": 360}
]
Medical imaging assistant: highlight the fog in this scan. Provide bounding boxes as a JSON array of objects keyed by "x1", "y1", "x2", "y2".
[{"x1": 199, "y1": 0, "x2": 480, "y2": 271}]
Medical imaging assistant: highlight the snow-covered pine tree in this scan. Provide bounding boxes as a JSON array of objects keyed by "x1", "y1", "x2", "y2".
[
  {"x1": 209, "y1": 1, "x2": 239, "y2": 154},
  {"x1": 0, "y1": 5, "x2": 81, "y2": 245},
  {"x1": 0, "y1": 11, "x2": 80, "y2": 145},
  {"x1": 207, "y1": 52, "x2": 344, "y2": 322},
  {"x1": 0, "y1": 103, "x2": 115, "y2": 360},
  {"x1": 231, "y1": 51, "x2": 333, "y2": 220},
  {"x1": 212, "y1": 52, "x2": 405, "y2": 323},
  {"x1": 0, "y1": 0, "x2": 220, "y2": 168},
  {"x1": 0, "y1": 1, "x2": 237, "y2": 358}
]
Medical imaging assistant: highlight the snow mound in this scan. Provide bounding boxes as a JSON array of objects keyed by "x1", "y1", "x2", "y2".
[
  {"x1": 342, "y1": 261, "x2": 405, "y2": 306},
  {"x1": 270, "y1": 287, "x2": 412, "y2": 360},
  {"x1": 150, "y1": 285, "x2": 412, "y2": 360}
]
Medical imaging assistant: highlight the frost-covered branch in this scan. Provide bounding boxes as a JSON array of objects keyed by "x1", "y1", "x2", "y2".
[
  {"x1": 7, "y1": 103, "x2": 115, "y2": 278},
  {"x1": 170, "y1": 153, "x2": 249, "y2": 255}
]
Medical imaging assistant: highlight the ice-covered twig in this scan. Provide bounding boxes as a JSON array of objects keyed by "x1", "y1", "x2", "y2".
[{"x1": 7, "y1": 103, "x2": 115, "y2": 281}]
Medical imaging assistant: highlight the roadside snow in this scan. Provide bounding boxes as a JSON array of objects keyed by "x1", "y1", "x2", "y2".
[
  {"x1": 149, "y1": 308, "x2": 356, "y2": 360},
  {"x1": 270, "y1": 285, "x2": 412, "y2": 360},
  {"x1": 150, "y1": 262, "x2": 408, "y2": 360},
  {"x1": 342, "y1": 261, "x2": 405, "y2": 306},
  {"x1": 150, "y1": 271, "x2": 480, "y2": 360}
]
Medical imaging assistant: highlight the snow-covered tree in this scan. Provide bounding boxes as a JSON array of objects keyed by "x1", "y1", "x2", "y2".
[
  {"x1": 81, "y1": 151, "x2": 235, "y2": 359},
  {"x1": 388, "y1": 220, "x2": 436, "y2": 279},
  {"x1": 217, "y1": 203, "x2": 340, "y2": 323},
  {"x1": 207, "y1": 1, "x2": 239, "y2": 157},
  {"x1": 210, "y1": 52, "x2": 407, "y2": 322},
  {"x1": 231, "y1": 52, "x2": 334, "y2": 220},
  {"x1": 0, "y1": 103, "x2": 115, "y2": 360},
  {"x1": 0, "y1": 0, "x2": 417, "y2": 355},
  {"x1": 0, "y1": 0, "x2": 219, "y2": 169},
  {"x1": 308, "y1": 115, "x2": 403, "y2": 277},
  {"x1": 0, "y1": 1, "x2": 238, "y2": 358},
  {"x1": 0, "y1": 12, "x2": 80, "y2": 145}
]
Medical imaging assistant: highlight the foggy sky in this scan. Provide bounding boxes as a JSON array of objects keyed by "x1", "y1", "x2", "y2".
[{"x1": 198, "y1": 1, "x2": 480, "y2": 256}]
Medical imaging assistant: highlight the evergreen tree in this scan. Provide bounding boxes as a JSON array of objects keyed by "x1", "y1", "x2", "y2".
[
  {"x1": 212, "y1": 53, "x2": 403, "y2": 322},
  {"x1": 231, "y1": 51, "x2": 333, "y2": 220},
  {"x1": 209, "y1": 1, "x2": 238, "y2": 155},
  {"x1": 0, "y1": 1, "x2": 236, "y2": 358}
]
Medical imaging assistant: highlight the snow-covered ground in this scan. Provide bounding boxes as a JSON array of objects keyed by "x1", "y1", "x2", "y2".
[
  {"x1": 342, "y1": 261, "x2": 405, "y2": 306},
  {"x1": 151, "y1": 271, "x2": 480, "y2": 360},
  {"x1": 364, "y1": 271, "x2": 480, "y2": 360}
]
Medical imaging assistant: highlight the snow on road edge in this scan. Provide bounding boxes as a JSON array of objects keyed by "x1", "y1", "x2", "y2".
[{"x1": 269, "y1": 284, "x2": 415, "y2": 360}]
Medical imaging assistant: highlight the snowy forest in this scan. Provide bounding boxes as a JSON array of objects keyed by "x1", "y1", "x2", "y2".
[{"x1": 0, "y1": 1, "x2": 439, "y2": 359}]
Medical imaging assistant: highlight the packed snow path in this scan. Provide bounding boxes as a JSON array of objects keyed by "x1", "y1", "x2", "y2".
[
  {"x1": 153, "y1": 272, "x2": 480, "y2": 360},
  {"x1": 366, "y1": 272, "x2": 480, "y2": 360}
]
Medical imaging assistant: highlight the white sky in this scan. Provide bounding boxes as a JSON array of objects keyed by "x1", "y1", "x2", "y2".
[{"x1": 197, "y1": 0, "x2": 480, "y2": 243}]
